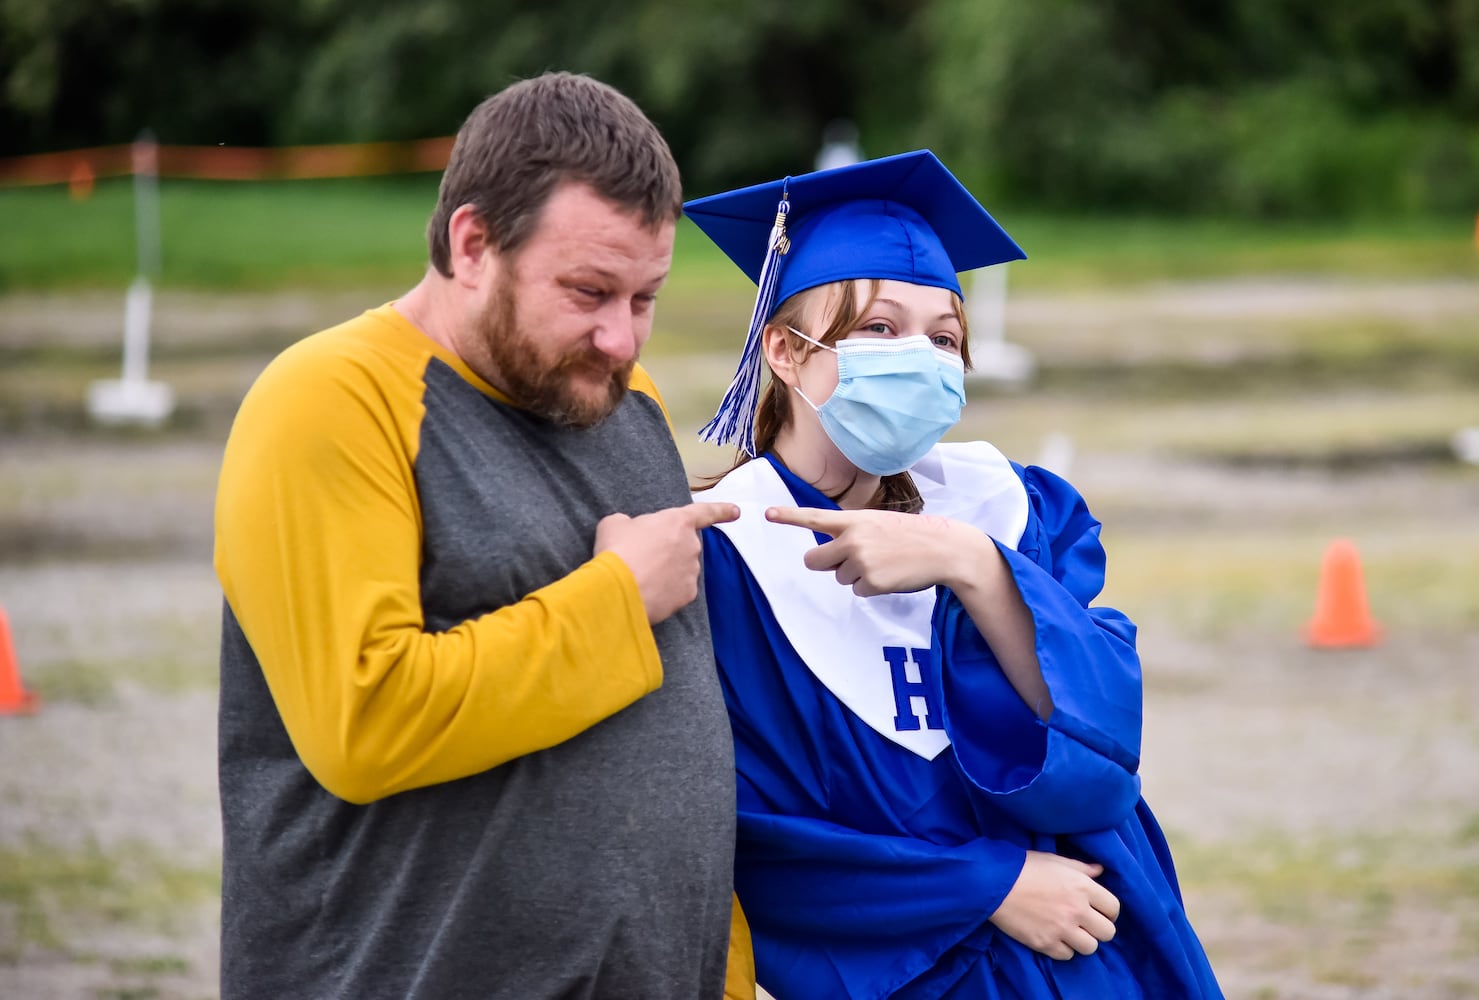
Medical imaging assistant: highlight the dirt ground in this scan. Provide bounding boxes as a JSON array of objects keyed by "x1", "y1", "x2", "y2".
[{"x1": 0, "y1": 279, "x2": 1476, "y2": 1000}]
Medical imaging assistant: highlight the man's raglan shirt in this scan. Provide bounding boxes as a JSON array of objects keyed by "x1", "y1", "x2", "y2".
[{"x1": 215, "y1": 303, "x2": 740, "y2": 1000}]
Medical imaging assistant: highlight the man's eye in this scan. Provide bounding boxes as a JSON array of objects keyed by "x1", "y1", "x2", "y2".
[{"x1": 571, "y1": 287, "x2": 612, "y2": 306}]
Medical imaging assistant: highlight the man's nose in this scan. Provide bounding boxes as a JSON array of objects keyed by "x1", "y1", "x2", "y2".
[{"x1": 590, "y1": 302, "x2": 643, "y2": 364}]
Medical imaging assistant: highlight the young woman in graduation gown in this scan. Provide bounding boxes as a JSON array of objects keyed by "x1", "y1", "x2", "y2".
[{"x1": 686, "y1": 151, "x2": 1224, "y2": 1000}]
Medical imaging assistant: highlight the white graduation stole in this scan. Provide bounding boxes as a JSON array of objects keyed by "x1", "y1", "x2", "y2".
[{"x1": 703, "y1": 442, "x2": 1030, "y2": 759}]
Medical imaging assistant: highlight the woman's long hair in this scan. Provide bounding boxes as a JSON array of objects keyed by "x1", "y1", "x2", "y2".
[{"x1": 696, "y1": 278, "x2": 973, "y2": 514}]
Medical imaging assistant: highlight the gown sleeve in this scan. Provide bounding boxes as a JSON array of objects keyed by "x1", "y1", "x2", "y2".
[{"x1": 933, "y1": 464, "x2": 1144, "y2": 834}]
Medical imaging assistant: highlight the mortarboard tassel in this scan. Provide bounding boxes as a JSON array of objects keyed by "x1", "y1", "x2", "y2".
[{"x1": 698, "y1": 187, "x2": 791, "y2": 457}]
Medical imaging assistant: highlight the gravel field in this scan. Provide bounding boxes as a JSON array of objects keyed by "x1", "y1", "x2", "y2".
[{"x1": 1, "y1": 279, "x2": 1476, "y2": 999}]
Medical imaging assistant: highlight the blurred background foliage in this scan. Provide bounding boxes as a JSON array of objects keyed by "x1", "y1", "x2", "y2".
[{"x1": 2, "y1": 0, "x2": 1477, "y2": 218}]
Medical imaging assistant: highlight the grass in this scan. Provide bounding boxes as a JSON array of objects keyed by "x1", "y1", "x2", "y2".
[
  {"x1": 0, "y1": 837, "x2": 218, "y2": 958},
  {"x1": 1096, "y1": 521, "x2": 1479, "y2": 638},
  {"x1": 1177, "y1": 826, "x2": 1479, "y2": 919},
  {"x1": 1000, "y1": 212, "x2": 1479, "y2": 289},
  {"x1": 2, "y1": 176, "x2": 1477, "y2": 294},
  {"x1": 0, "y1": 177, "x2": 437, "y2": 292},
  {"x1": 27, "y1": 653, "x2": 218, "y2": 706},
  {"x1": 954, "y1": 385, "x2": 1479, "y2": 461},
  {"x1": 1164, "y1": 824, "x2": 1479, "y2": 998}
]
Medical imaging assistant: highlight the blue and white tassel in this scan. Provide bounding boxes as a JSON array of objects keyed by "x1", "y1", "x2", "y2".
[{"x1": 698, "y1": 187, "x2": 791, "y2": 457}]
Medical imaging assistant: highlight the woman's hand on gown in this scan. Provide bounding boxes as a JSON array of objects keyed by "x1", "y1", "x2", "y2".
[{"x1": 988, "y1": 851, "x2": 1120, "y2": 960}]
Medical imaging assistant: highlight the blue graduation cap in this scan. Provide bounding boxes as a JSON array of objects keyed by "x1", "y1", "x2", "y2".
[{"x1": 684, "y1": 149, "x2": 1026, "y2": 455}]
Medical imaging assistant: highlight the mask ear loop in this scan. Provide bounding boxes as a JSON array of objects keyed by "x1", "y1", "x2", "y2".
[
  {"x1": 780, "y1": 327, "x2": 836, "y2": 414},
  {"x1": 785, "y1": 320, "x2": 866, "y2": 419},
  {"x1": 792, "y1": 384, "x2": 823, "y2": 412},
  {"x1": 698, "y1": 183, "x2": 791, "y2": 457},
  {"x1": 785, "y1": 326, "x2": 836, "y2": 353}
]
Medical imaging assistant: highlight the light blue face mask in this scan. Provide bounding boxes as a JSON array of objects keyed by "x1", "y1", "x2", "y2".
[{"x1": 788, "y1": 328, "x2": 966, "y2": 476}]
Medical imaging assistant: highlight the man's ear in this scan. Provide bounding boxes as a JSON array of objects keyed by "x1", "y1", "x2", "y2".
[{"x1": 446, "y1": 204, "x2": 496, "y2": 289}]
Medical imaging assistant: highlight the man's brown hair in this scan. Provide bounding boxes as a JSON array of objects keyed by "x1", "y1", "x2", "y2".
[{"x1": 426, "y1": 72, "x2": 682, "y2": 275}]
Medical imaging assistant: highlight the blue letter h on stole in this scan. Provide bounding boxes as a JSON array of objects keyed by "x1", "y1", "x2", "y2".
[{"x1": 883, "y1": 646, "x2": 943, "y2": 732}]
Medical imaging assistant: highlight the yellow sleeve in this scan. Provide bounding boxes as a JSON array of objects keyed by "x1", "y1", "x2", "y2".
[
  {"x1": 628, "y1": 361, "x2": 675, "y2": 433},
  {"x1": 723, "y1": 893, "x2": 757, "y2": 1000},
  {"x1": 215, "y1": 327, "x2": 663, "y2": 804}
]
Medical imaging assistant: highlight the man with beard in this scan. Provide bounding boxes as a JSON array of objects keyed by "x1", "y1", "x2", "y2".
[{"x1": 213, "y1": 72, "x2": 751, "y2": 1000}]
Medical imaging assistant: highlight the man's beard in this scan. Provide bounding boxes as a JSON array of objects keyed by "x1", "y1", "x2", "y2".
[{"x1": 477, "y1": 273, "x2": 631, "y2": 430}]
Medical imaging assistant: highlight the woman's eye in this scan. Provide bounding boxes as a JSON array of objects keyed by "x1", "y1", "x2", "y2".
[
  {"x1": 932, "y1": 333, "x2": 960, "y2": 350},
  {"x1": 863, "y1": 322, "x2": 891, "y2": 335}
]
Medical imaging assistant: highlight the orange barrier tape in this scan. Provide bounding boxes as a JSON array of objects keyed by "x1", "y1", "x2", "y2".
[{"x1": 0, "y1": 137, "x2": 456, "y2": 187}]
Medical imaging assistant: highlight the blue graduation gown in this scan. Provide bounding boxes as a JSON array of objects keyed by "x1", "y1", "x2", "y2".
[{"x1": 701, "y1": 449, "x2": 1223, "y2": 1000}]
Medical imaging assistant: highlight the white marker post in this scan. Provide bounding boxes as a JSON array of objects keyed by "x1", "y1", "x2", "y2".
[
  {"x1": 963, "y1": 264, "x2": 1035, "y2": 387},
  {"x1": 1453, "y1": 427, "x2": 1479, "y2": 465},
  {"x1": 1033, "y1": 430, "x2": 1076, "y2": 478},
  {"x1": 87, "y1": 130, "x2": 175, "y2": 427}
]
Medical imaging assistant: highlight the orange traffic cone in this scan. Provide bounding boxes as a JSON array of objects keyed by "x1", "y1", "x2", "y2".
[
  {"x1": 0, "y1": 604, "x2": 40, "y2": 715},
  {"x1": 1305, "y1": 538, "x2": 1382, "y2": 648}
]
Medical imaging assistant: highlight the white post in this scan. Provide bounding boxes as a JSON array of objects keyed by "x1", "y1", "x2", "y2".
[
  {"x1": 971, "y1": 262, "x2": 1008, "y2": 344},
  {"x1": 1453, "y1": 427, "x2": 1479, "y2": 464},
  {"x1": 132, "y1": 130, "x2": 161, "y2": 279},
  {"x1": 120, "y1": 275, "x2": 153, "y2": 384},
  {"x1": 1034, "y1": 430, "x2": 1076, "y2": 478},
  {"x1": 87, "y1": 130, "x2": 174, "y2": 427},
  {"x1": 964, "y1": 264, "x2": 1035, "y2": 386},
  {"x1": 814, "y1": 119, "x2": 862, "y2": 172}
]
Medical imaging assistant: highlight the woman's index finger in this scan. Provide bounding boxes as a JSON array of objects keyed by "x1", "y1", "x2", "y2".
[{"x1": 764, "y1": 505, "x2": 849, "y2": 535}]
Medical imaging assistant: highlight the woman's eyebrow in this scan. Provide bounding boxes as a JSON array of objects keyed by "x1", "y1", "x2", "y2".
[{"x1": 868, "y1": 298, "x2": 959, "y2": 323}]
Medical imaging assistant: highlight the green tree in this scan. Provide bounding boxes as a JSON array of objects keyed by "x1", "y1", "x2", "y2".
[
  {"x1": 3, "y1": 0, "x2": 1476, "y2": 216},
  {"x1": 922, "y1": 0, "x2": 1479, "y2": 215},
  {"x1": 0, "y1": 0, "x2": 311, "y2": 153}
]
